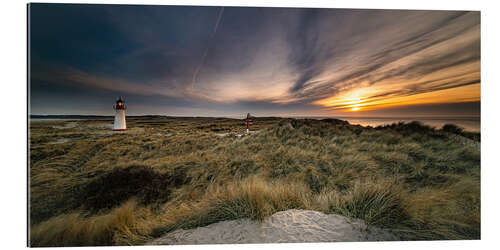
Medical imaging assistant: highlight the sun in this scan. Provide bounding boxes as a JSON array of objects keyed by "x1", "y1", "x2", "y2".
[{"x1": 315, "y1": 88, "x2": 372, "y2": 112}]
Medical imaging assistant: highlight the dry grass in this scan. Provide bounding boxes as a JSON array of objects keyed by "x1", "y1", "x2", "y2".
[
  {"x1": 30, "y1": 199, "x2": 155, "y2": 246},
  {"x1": 29, "y1": 117, "x2": 480, "y2": 246},
  {"x1": 315, "y1": 179, "x2": 409, "y2": 227},
  {"x1": 151, "y1": 177, "x2": 312, "y2": 236}
]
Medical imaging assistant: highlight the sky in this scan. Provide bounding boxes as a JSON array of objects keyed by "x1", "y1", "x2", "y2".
[{"x1": 29, "y1": 4, "x2": 480, "y2": 117}]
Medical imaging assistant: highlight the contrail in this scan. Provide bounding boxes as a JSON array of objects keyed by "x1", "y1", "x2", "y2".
[
  {"x1": 191, "y1": 49, "x2": 209, "y2": 88},
  {"x1": 213, "y1": 7, "x2": 225, "y2": 35},
  {"x1": 191, "y1": 7, "x2": 225, "y2": 90}
]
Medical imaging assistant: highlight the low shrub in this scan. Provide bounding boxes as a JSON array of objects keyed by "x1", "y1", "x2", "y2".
[
  {"x1": 442, "y1": 124, "x2": 464, "y2": 134},
  {"x1": 74, "y1": 165, "x2": 189, "y2": 212}
]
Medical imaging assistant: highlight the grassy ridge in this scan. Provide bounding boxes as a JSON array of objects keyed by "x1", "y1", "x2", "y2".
[{"x1": 29, "y1": 117, "x2": 480, "y2": 246}]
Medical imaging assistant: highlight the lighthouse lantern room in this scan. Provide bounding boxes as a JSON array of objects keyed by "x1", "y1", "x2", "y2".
[{"x1": 113, "y1": 97, "x2": 127, "y2": 131}]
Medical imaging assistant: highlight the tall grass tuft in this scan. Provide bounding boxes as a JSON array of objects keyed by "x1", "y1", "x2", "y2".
[
  {"x1": 315, "y1": 180, "x2": 408, "y2": 227},
  {"x1": 151, "y1": 177, "x2": 312, "y2": 236},
  {"x1": 30, "y1": 200, "x2": 155, "y2": 247}
]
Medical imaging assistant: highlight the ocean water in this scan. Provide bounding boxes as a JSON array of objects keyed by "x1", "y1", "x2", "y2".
[{"x1": 30, "y1": 118, "x2": 87, "y2": 122}]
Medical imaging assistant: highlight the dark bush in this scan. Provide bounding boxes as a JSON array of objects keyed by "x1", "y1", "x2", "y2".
[
  {"x1": 321, "y1": 118, "x2": 350, "y2": 126},
  {"x1": 442, "y1": 124, "x2": 464, "y2": 134},
  {"x1": 75, "y1": 165, "x2": 189, "y2": 212}
]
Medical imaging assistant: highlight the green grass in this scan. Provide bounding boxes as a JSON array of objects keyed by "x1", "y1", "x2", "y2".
[{"x1": 29, "y1": 117, "x2": 480, "y2": 246}]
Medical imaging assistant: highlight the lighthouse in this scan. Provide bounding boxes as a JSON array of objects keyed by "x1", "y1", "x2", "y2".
[
  {"x1": 113, "y1": 97, "x2": 127, "y2": 131},
  {"x1": 246, "y1": 113, "x2": 254, "y2": 134}
]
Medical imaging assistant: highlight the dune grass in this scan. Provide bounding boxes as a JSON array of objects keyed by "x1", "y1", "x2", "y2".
[{"x1": 29, "y1": 117, "x2": 480, "y2": 246}]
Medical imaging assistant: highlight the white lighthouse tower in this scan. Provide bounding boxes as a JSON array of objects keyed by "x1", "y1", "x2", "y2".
[{"x1": 113, "y1": 97, "x2": 127, "y2": 131}]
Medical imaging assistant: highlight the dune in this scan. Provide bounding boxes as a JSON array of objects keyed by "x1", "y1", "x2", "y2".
[{"x1": 149, "y1": 209, "x2": 399, "y2": 245}]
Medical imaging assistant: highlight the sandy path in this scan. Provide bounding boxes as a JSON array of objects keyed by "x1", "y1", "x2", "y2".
[
  {"x1": 449, "y1": 134, "x2": 480, "y2": 151},
  {"x1": 52, "y1": 121, "x2": 79, "y2": 129},
  {"x1": 149, "y1": 209, "x2": 398, "y2": 245},
  {"x1": 48, "y1": 138, "x2": 71, "y2": 144}
]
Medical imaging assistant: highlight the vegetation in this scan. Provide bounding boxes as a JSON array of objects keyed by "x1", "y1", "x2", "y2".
[{"x1": 29, "y1": 117, "x2": 480, "y2": 246}]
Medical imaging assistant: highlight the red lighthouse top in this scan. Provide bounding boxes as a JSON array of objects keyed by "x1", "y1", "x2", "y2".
[{"x1": 114, "y1": 97, "x2": 126, "y2": 110}]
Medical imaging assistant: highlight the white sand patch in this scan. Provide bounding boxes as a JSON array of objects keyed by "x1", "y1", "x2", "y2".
[
  {"x1": 48, "y1": 138, "x2": 71, "y2": 144},
  {"x1": 53, "y1": 122, "x2": 79, "y2": 129},
  {"x1": 449, "y1": 134, "x2": 480, "y2": 151},
  {"x1": 100, "y1": 127, "x2": 146, "y2": 135},
  {"x1": 149, "y1": 209, "x2": 398, "y2": 245},
  {"x1": 156, "y1": 132, "x2": 173, "y2": 136},
  {"x1": 86, "y1": 123, "x2": 114, "y2": 129}
]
